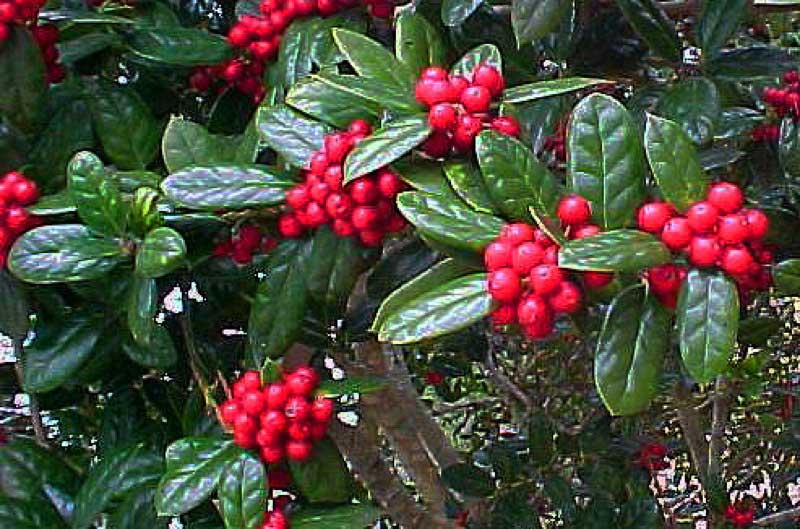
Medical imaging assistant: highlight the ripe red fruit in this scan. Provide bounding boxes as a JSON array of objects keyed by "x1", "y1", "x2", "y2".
[
  {"x1": 220, "y1": 400, "x2": 241, "y2": 425},
  {"x1": 500, "y1": 223, "x2": 534, "y2": 244},
  {"x1": 311, "y1": 398, "x2": 334, "y2": 423},
  {"x1": 309, "y1": 152, "x2": 328, "y2": 175},
  {"x1": 717, "y1": 214, "x2": 749, "y2": 244},
  {"x1": 0, "y1": 4, "x2": 16, "y2": 23},
  {"x1": 543, "y1": 245, "x2": 559, "y2": 265},
  {"x1": 744, "y1": 209, "x2": 769, "y2": 240},
  {"x1": 548, "y1": 281, "x2": 582, "y2": 314},
  {"x1": 284, "y1": 396, "x2": 312, "y2": 421},
  {"x1": 261, "y1": 445, "x2": 284, "y2": 464},
  {"x1": 421, "y1": 66, "x2": 448, "y2": 82},
  {"x1": 415, "y1": 79, "x2": 453, "y2": 106},
  {"x1": 304, "y1": 202, "x2": 328, "y2": 227},
  {"x1": 525, "y1": 316, "x2": 554, "y2": 339},
  {"x1": 517, "y1": 295, "x2": 550, "y2": 326},
  {"x1": 428, "y1": 103, "x2": 457, "y2": 130},
  {"x1": 242, "y1": 390, "x2": 266, "y2": 416},
  {"x1": 448, "y1": 76, "x2": 470, "y2": 98},
  {"x1": 332, "y1": 218, "x2": 355, "y2": 237},
  {"x1": 286, "y1": 441, "x2": 313, "y2": 462},
  {"x1": 287, "y1": 421, "x2": 312, "y2": 441},
  {"x1": 227, "y1": 25, "x2": 251, "y2": 47},
  {"x1": 324, "y1": 133, "x2": 353, "y2": 163},
  {"x1": 721, "y1": 246, "x2": 755, "y2": 275},
  {"x1": 533, "y1": 229, "x2": 553, "y2": 247},
  {"x1": 557, "y1": 195, "x2": 591, "y2": 226},
  {"x1": 637, "y1": 202, "x2": 672, "y2": 233},
  {"x1": 529, "y1": 264, "x2": 564, "y2": 295},
  {"x1": 267, "y1": 468, "x2": 292, "y2": 489},
  {"x1": 287, "y1": 366, "x2": 319, "y2": 395},
  {"x1": 234, "y1": 430, "x2": 257, "y2": 449},
  {"x1": 309, "y1": 181, "x2": 331, "y2": 204},
  {"x1": 377, "y1": 170, "x2": 404, "y2": 198},
  {"x1": 573, "y1": 224, "x2": 601, "y2": 239},
  {"x1": 323, "y1": 165, "x2": 343, "y2": 188},
  {"x1": 583, "y1": 271, "x2": 613, "y2": 289},
  {"x1": 661, "y1": 217, "x2": 693, "y2": 250},
  {"x1": 511, "y1": 242, "x2": 544, "y2": 275},
  {"x1": 349, "y1": 179, "x2": 379, "y2": 205},
  {"x1": 472, "y1": 64, "x2": 505, "y2": 96},
  {"x1": 348, "y1": 119, "x2": 372, "y2": 136},
  {"x1": 286, "y1": 186, "x2": 310, "y2": 210},
  {"x1": 278, "y1": 214, "x2": 303, "y2": 238},
  {"x1": 325, "y1": 193, "x2": 352, "y2": 219},
  {"x1": 484, "y1": 240, "x2": 513, "y2": 271},
  {"x1": 421, "y1": 130, "x2": 452, "y2": 158},
  {"x1": 256, "y1": 428, "x2": 279, "y2": 448},
  {"x1": 491, "y1": 304, "x2": 517, "y2": 326},
  {"x1": 686, "y1": 201, "x2": 719, "y2": 233},
  {"x1": 11, "y1": 179, "x2": 37, "y2": 205},
  {"x1": 707, "y1": 182, "x2": 744, "y2": 213},
  {"x1": 5, "y1": 207, "x2": 28, "y2": 232},
  {"x1": 351, "y1": 206, "x2": 379, "y2": 230},
  {"x1": 265, "y1": 383, "x2": 290, "y2": 410},
  {"x1": 689, "y1": 235, "x2": 722, "y2": 267},
  {"x1": 261, "y1": 409, "x2": 288, "y2": 435},
  {"x1": 452, "y1": 114, "x2": 483, "y2": 152},
  {"x1": 359, "y1": 228, "x2": 385, "y2": 247},
  {"x1": 487, "y1": 268, "x2": 521, "y2": 302},
  {"x1": 460, "y1": 86, "x2": 492, "y2": 113},
  {"x1": 240, "y1": 370, "x2": 262, "y2": 390},
  {"x1": 646, "y1": 264, "x2": 686, "y2": 296},
  {"x1": 234, "y1": 413, "x2": 258, "y2": 435},
  {"x1": 490, "y1": 116, "x2": 521, "y2": 137}
]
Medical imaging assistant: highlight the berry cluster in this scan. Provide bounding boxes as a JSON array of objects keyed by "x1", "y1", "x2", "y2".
[
  {"x1": 644, "y1": 263, "x2": 687, "y2": 309},
  {"x1": 190, "y1": 0, "x2": 393, "y2": 101},
  {"x1": 762, "y1": 70, "x2": 800, "y2": 120},
  {"x1": 634, "y1": 442, "x2": 669, "y2": 472},
  {"x1": 213, "y1": 224, "x2": 277, "y2": 265},
  {"x1": 278, "y1": 119, "x2": 408, "y2": 247},
  {"x1": 260, "y1": 509, "x2": 290, "y2": 529},
  {"x1": 557, "y1": 195, "x2": 614, "y2": 290},
  {"x1": 636, "y1": 182, "x2": 773, "y2": 299},
  {"x1": 749, "y1": 122, "x2": 780, "y2": 143},
  {"x1": 724, "y1": 502, "x2": 755, "y2": 528},
  {"x1": 484, "y1": 223, "x2": 583, "y2": 339},
  {"x1": 0, "y1": 171, "x2": 39, "y2": 269},
  {"x1": 220, "y1": 367, "x2": 334, "y2": 464},
  {"x1": 416, "y1": 64, "x2": 521, "y2": 158},
  {"x1": 0, "y1": 0, "x2": 64, "y2": 84}
]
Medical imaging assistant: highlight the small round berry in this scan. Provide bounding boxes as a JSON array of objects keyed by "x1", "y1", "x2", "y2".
[
  {"x1": 220, "y1": 400, "x2": 241, "y2": 425},
  {"x1": 278, "y1": 214, "x2": 303, "y2": 238},
  {"x1": 284, "y1": 396, "x2": 312, "y2": 421},
  {"x1": 260, "y1": 445, "x2": 284, "y2": 464},
  {"x1": 460, "y1": 86, "x2": 492, "y2": 113},
  {"x1": 256, "y1": 428, "x2": 279, "y2": 448},
  {"x1": 227, "y1": 25, "x2": 251, "y2": 48},
  {"x1": 304, "y1": 202, "x2": 328, "y2": 227},
  {"x1": 542, "y1": 245, "x2": 559, "y2": 265},
  {"x1": 309, "y1": 152, "x2": 329, "y2": 175},
  {"x1": 484, "y1": 240, "x2": 513, "y2": 271},
  {"x1": 548, "y1": 280, "x2": 582, "y2": 314},
  {"x1": 717, "y1": 214, "x2": 749, "y2": 245},
  {"x1": 491, "y1": 304, "x2": 517, "y2": 326},
  {"x1": 511, "y1": 242, "x2": 544, "y2": 275},
  {"x1": 5, "y1": 207, "x2": 28, "y2": 232},
  {"x1": 421, "y1": 67, "x2": 448, "y2": 82},
  {"x1": 351, "y1": 206, "x2": 379, "y2": 230},
  {"x1": 286, "y1": 186, "x2": 310, "y2": 210},
  {"x1": 265, "y1": 383, "x2": 290, "y2": 410},
  {"x1": 721, "y1": 246, "x2": 755, "y2": 275},
  {"x1": 490, "y1": 116, "x2": 521, "y2": 137},
  {"x1": 637, "y1": 202, "x2": 673, "y2": 233},
  {"x1": 646, "y1": 264, "x2": 686, "y2": 296},
  {"x1": 472, "y1": 63, "x2": 505, "y2": 96},
  {"x1": 421, "y1": 130, "x2": 452, "y2": 158},
  {"x1": 267, "y1": 468, "x2": 292, "y2": 489},
  {"x1": 349, "y1": 179, "x2": 379, "y2": 205},
  {"x1": 309, "y1": 181, "x2": 331, "y2": 204},
  {"x1": 286, "y1": 440, "x2": 313, "y2": 462},
  {"x1": 428, "y1": 103, "x2": 457, "y2": 130},
  {"x1": 572, "y1": 224, "x2": 601, "y2": 239},
  {"x1": 686, "y1": 201, "x2": 720, "y2": 233},
  {"x1": 324, "y1": 133, "x2": 353, "y2": 164},
  {"x1": 452, "y1": 114, "x2": 483, "y2": 152},
  {"x1": 287, "y1": 366, "x2": 319, "y2": 395},
  {"x1": 707, "y1": 182, "x2": 744, "y2": 213},
  {"x1": 333, "y1": 218, "x2": 355, "y2": 237},
  {"x1": 500, "y1": 223, "x2": 534, "y2": 244},
  {"x1": 11, "y1": 179, "x2": 37, "y2": 205},
  {"x1": 744, "y1": 209, "x2": 769, "y2": 240},
  {"x1": 241, "y1": 390, "x2": 266, "y2": 416},
  {"x1": 487, "y1": 268, "x2": 521, "y2": 302},
  {"x1": 240, "y1": 370, "x2": 262, "y2": 391},
  {"x1": 448, "y1": 75, "x2": 470, "y2": 97},
  {"x1": 359, "y1": 228, "x2": 385, "y2": 247},
  {"x1": 287, "y1": 421, "x2": 312, "y2": 441},
  {"x1": 415, "y1": 79, "x2": 453, "y2": 106},
  {"x1": 689, "y1": 235, "x2": 722, "y2": 267},
  {"x1": 233, "y1": 430, "x2": 257, "y2": 449},
  {"x1": 325, "y1": 192, "x2": 352, "y2": 219},
  {"x1": 311, "y1": 397, "x2": 334, "y2": 423},
  {"x1": 557, "y1": 195, "x2": 591, "y2": 226},
  {"x1": 517, "y1": 294, "x2": 550, "y2": 326},
  {"x1": 377, "y1": 170, "x2": 404, "y2": 198},
  {"x1": 533, "y1": 229, "x2": 554, "y2": 247},
  {"x1": 661, "y1": 217, "x2": 693, "y2": 250},
  {"x1": 324, "y1": 165, "x2": 343, "y2": 188},
  {"x1": 524, "y1": 316, "x2": 554, "y2": 339},
  {"x1": 529, "y1": 264, "x2": 564, "y2": 295},
  {"x1": 348, "y1": 119, "x2": 372, "y2": 136},
  {"x1": 583, "y1": 271, "x2": 613, "y2": 289},
  {"x1": 233, "y1": 413, "x2": 258, "y2": 435},
  {"x1": 260, "y1": 409, "x2": 288, "y2": 436}
]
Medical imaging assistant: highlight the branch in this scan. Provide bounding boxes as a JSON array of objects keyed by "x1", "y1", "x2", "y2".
[
  {"x1": 13, "y1": 340, "x2": 47, "y2": 445},
  {"x1": 707, "y1": 376, "x2": 729, "y2": 479},
  {"x1": 485, "y1": 334, "x2": 534, "y2": 414},
  {"x1": 754, "y1": 506, "x2": 800, "y2": 526},
  {"x1": 673, "y1": 382, "x2": 709, "y2": 489}
]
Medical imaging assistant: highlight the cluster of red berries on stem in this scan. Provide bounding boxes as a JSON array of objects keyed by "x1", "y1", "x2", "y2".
[
  {"x1": 0, "y1": 171, "x2": 39, "y2": 269},
  {"x1": 190, "y1": 0, "x2": 393, "y2": 101},
  {"x1": 636, "y1": 182, "x2": 773, "y2": 300},
  {"x1": 0, "y1": 0, "x2": 64, "y2": 84},
  {"x1": 278, "y1": 119, "x2": 408, "y2": 247},
  {"x1": 750, "y1": 122, "x2": 780, "y2": 143},
  {"x1": 416, "y1": 64, "x2": 521, "y2": 158},
  {"x1": 634, "y1": 442, "x2": 669, "y2": 472},
  {"x1": 541, "y1": 115, "x2": 568, "y2": 164},
  {"x1": 643, "y1": 263, "x2": 687, "y2": 309},
  {"x1": 213, "y1": 224, "x2": 277, "y2": 265},
  {"x1": 259, "y1": 468, "x2": 293, "y2": 529},
  {"x1": 762, "y1": 70, "x2": 800, "y2": 120},
  {"x1": 220, "y1": 367, "x2": 334, "y2": 465},
  {"x1": 724, "y1": 502, "x2": 756, "y2": 528},
  {"x1": 557, "y1": 195, "x2": 615, "y2": 289}
]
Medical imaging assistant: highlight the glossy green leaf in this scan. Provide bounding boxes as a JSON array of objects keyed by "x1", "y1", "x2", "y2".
[
  {"x1": 442, "y1": 463, "x2": 494, "y2": 497},
  {"x1": 39, "y1": 9, "x2": 135, "y2": 24},
  {"x1": 644, "y1": 114, "x2": 709, "y2": 212},
  {"x1": 615, "y1": 0, "x2": 681, "y2": 62},
  {"x1": 395, "y1": 11, "x2": 447, "y2": 76},
  {"x1": 220, "y1": 451, "x2": 267, "y2": 529},
  {"x1": 697, "y1": 0, "x2": 747, "y2": 56},
  {"x1": 257, "y1": 104, "x2": 331, "y2": 168},
  {"x1": 344, "y1": 116, "x2": 431, "y2": 183},
  {"x1": 442, "y1": 0, "x2": 483, "y2": 26},
  {"x1": 377, "y1": 273, "x2": 494, "y2": 344},
  {"x1": 559, "y1": 230, "x2": 671, "y2": 272},
  {"x1": 773, "y1": 259, "x2": 800, "y2": 294},
  {"x1": 715, "y1": 107, "x2": 765, "y2": 140},
  {"x1": 332, "y1": 29, "x2": 414, "y2": 89},
  {"x1": 26, "y1": 190, "x2": 76, "y2": 215},
  {"x1": 292, "y1": 504, "x2": 381, "y2": 529},
  {"x1": 127, "y1": 275, "x2": 158, "y2": 346},
  {"x1": 285, "y1": 75, "x2": 384, "y2": 129},
  {"x1": 511, "y1": 0, "x2": 571, "y2": 46},
  {"x1": 658, "y1": 77, "x2": 720, "y2": 145},
  {"x1": 0, "y1": 27, "x2": 46, "y2": 133},
  {"x1": 503, "y1": 77, "x2": 608, "y2": 104},
  {"x1": 136, "y1": 227, "x2": 186, "y2": 278},
  {"x1": 121, "y1": 329, "x2": 177, "y2": 369},
  {"x1": 59, "y1": 32, "x2": 120, "y2": 64},
  {"x1": 156, "y1": 438, "x2": 241, "y2": 516},
  {"x1": 705, "y1": 46, "x2": 795, "y2": 80},
  {"x1": 68, "y1": 151, "x2": 128, "y2": 236},
  {"x1": 0, "y1": 270, "x2": 28, "y2": 340},
  {"x1": 304, "y1": 226, "x2": 368, "y2": 312},
  {"x1": 444, "y1": 160, "x2": 495, "y2": 213},
  {"x1": 567, "y1": 93, "x2": 645, "y2": 229},
  {"x1": 677, "y1": 270, "x2": 739, "y2": 384},
  {"x1": 162, "y1": 165, "x2": 293, "y2": 210},
  {"x1": 126, "y1": 27, "x2": 233, "y2": 66},
  {"x1": 738, "y1": 317, "x2": 782, "y2": 347},
  {"x1": 9, "y1": 225, "x2": 126, "y2": 284},
  {"x1": 316, "y1": 377, "x2": 385, "y2": 397},
  {"x1": 779, "y1": 119, "x2": 800, "y2": 180},
  {"x1": 450, "y1": 44, "x2": 502, "y2": 77},
  {"x1": 476, "y1": 130, "x2": 560, "y2": 221},
  {"x1": 162, "y1": 117, "x2": 239, "y2": 174},
  {"x1": 288, "y1": 439, "x2": 353, "y2": 504},
  {"x1": 109, "y1": 487, "x2": 162, "y2": 529},
  {"x1": 397, "y1": 191, "x2": 506, "y2": 253},
  {"x1": 595, "y1": 285, "x2": 670, "y2": 416},
  {"x1": 0, "y1": 497, "x2": 65, "y2": 529},
  {"x1": 71, "y1": 445, "x2": 163, "y2": 529}
]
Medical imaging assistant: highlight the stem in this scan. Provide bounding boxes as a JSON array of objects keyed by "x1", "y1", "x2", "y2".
[
  {"x1": 12, "y1": 340, "x2": 47, "y2": 444},
  {"x1": 707, "y1": 376, "x2": 729, "y2": 480},
  {"x1": 673, "y1": 381, "x2": 709, "y2": 489},
  {"x1": 485, "y1": 334, "x2": 534, "y2": 415}
]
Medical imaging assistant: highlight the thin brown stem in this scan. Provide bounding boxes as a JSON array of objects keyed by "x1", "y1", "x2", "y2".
[
  {"x1": 674, "y1": 382, "x2": 709, "y2": 489},
  {"x1": 12, "y1": 340, "x2": 47, "y2": 444},
  {"x1": 707, "y1": 376, "x2": 729, "y2": 479},
  {"x1": 485, "y1": 334, "x2": 534, "y2": 415}
]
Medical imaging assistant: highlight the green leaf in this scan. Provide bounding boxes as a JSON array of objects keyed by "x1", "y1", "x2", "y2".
[
  {"x1": 248, "y1": 241, "x2": 308, "y2": 365},
  {"x1": 616, "y1": 0, "x2": 681, "y2": 62},
  {"x1": 86, "y1": 80, "x2": 161, "y2": 170},
  {"x1": 377, "y1": 273, "x2": 494, "y2": 344},
  {"x1": 644, "y1": 114, "x2": 709, "y2": 212},
  {"x1": 779, "y1": 119, "x2": 800, "y2": 180},
  {"x1": 0, "y1": 270, "x2": 29, "y2": 340},
  {"x1": 559, "y1": 230, "x2": 671, "y2": 272},
  {"x1": 476, "y1": 130, "x2": 561, "y2": 221},
  {"x1": 492, "y1": 486, "x2": 541, "y2": 529},
  {"x1": 39, "y1": 9, "x2": 135, "y2": 24},
  {"x1": 109, "y1": 487, "x2": 162, "y2": 529},
  {"x1": 503, "y1": 77, "x2": 608, "y2": 104},
  {"x1": 511, "y1": 0, "x2": 571, "y2": 46},
  {"x1": 71, "y1": 445, "x2": 163, "y2": 529},
  {"x1": 697, "y1": 0, "x2": 748, "y2": 56},
  {"x1": 444, "y1": 160, "x2": 495, "y2": 213},
  {"x1": 304, "y1": 227, "x2": 369, "y2": 312},
  {"x1": 285, "y1": 75, "x2": 384, "y2": 129},
  {"x1": 59, "y1": 32, "x2": 121, "y2": 64},
  {"x1": 0, "y1": 497, "x2": 65, "y2": 529},
  {"x1": 595, "y1": 285, "x2": 670, "y2": 416},
  {"x1": 257, "y1": 104, "x2": 331, "y2": 168},
  {"x1": 22, "y1": 312, "x2": 106, "y2": 393},
  {"x1": 126, "y1": 27, "x2": 233, "y2": 66},
  {"x1": 442, "y1": 0, "x2": 483, "y2": 26},
  {"x1": 395, "y1": 11, "x2": 447, "y2": 77},
  {"x1": 122, "y1": 329, "x2": 177, "y2": 369},
  {"x1": 0, "y1": 27, "x2": 46, "y2": 133},
  {"x1": 773, "y1": 259, "x2": 800, "y2": 295},
  {"x1": 288, "y1": 439, "x2": 353, "y2": 504},
  {"x1": 677, "y1": 270, "x2": 739, "y2": 384},
  {"x1": 162, "y1": 165, "x2": 293, "y2": 210},
  {"x1": 705, "y1": 46, "x2": 795, "y2": 80},
  {"x1": 316, "y1": 377, "x2": 385, "y2": 397},
  {"x1": 162, "y1": 117, "x2": 239, "y2": 174},
  {"x1": 127, "y1": 275, "x2": 158, "y2": 346},
  {"x1": 567, "y1": 93, "x2": 645, "y2": 229},
  {"x1": 220, "y1": 451, "x2": 267, "y2": 529},
  {"x1": 397, "y1": 191, "x2": 506, "y2": 253},
  {"x1": 441, "y1": 463, "x2": 494, "y2": 497},
  {"x1": 291, "y1": 504, "x2": 381, "y2": 529},
  {"x1": 67, "y1": 151, "x2": 128, "y2": 236},
  {"x1": 136, "y1": 227, "x2": 186, "y2": 278},
  {"x1": 344, "y1": 116, "x2": 431, "y2": 183},
  {"x1": 332, "y1": 28, "x2": 414, "y2": 89},
  {"x1": 9, "y1": 225, "x2": 126, "y2": 284},
  {"x1": 738, "y1": 317, "x2": 782, "y2": 347},
  {"x1": 26, "y1": 190, "x2": 76, "y2": 215},
  {"x1": 156, "y1": 438, "x2": 241, "y2": 517},
  {"x1": 450, "y1": 44, "x2": 502, "y2": 77},
  {"x1": 715, "y1": 107, "x2": 765, "y2": 140},
  {"x1": 658, "y1": 77, "x2": 721, "y2": 145}
]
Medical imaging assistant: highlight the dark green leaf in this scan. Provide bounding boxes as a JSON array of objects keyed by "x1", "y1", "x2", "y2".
[
  {"x1": 705, "y1": 46, "x2": 795, "y2": 80},
  {"x1": 122, "y1": 329, "x2": 177, "y2": 369},
  {"x1": 110, "y1": 487, "x2": 164, "y2": 529},
  {"x1": 0, "y1": 27, "x2": 46, "y2": 133},
  {"x1": 443, "y1": 0, "x2": 483, "y2": 26},
  {"x1": 291, "y1": 504, "x2": 381, "y2": 529},
  {"x1": 738, "y1": 317, "x2": 782, "y2": 347},
  {"x1": 677, "y1": 270, "x2": 739, "y2": 384},
  {"x1": 162, "y1": 165, "x2": 293, "y2": 210},
  {"x1": 316, "y1": 377, "x2": 385, "y2": 397},
  {"x1": 162, "y1": 117, "x2": 239, "y2": 174},
  {"x1": 511, "y1": 0, "x2": 571, "y2": 46},
  {"x1": 155, "y1": 438, "x2": 241, "y2": 516},
  {"x1": 220, "y1": 451, "x2": 267, "y2": 529},
  {"x1": 697, "y1": 0, "x2": 748, "y2": 56},
  {"x1": 344, "y1": 116, "x2": 431, "y2": 183},
  {"x1": 26, "y1": 190, "x2": 76, "y2": 215},
  {"x1": 616, "y1": 0, "x2": 681, "y2": 62},
  {"x1": 779, "y1": 119, "x2": 800, "y2": 180},
  {"x1": 9, "y1": 225, "x2": 126, "y2": 284},
  {"x1": 442, "y1": 463, "x2": 494, "y2": 497},
  {"x1": 0, "y1": 270, "x2": 28, "y2": 340},
  {"x1": 288, "y1": 439, "x2": 353, "y2": 504},
  {"x1": 715, "y1": 107, "x2": 765, "y2": 140},
  {"x1": 136, "y1": 227, "x2": 186, "y2": 278},
  {"x1": 503, "y1": 77, "x2": 607, "y2": 104},
  {"x1": 332, "y1": 28, "x2": 414, "y2": 89},
  {"x1": 476, "y1": 130, "x2": 561, "y2": 221},
  {"x1": 39, "y1": 9, "x2": 135, "y2": 24},
  {"x1": 285, "y1": 75, "x2": 384, "y2": 129},
  {"x1": 567, "y1": 93, "x2": 645, "y2": 229},
  {"x1": 59, "y1": 32, "x2": 120, "y2": 64},
  {"x1": 773, "y1": 259, "x2": 800, "y2": 294},
  {"x1": 303, "y1": 226, "x2": 368, "y2": 312},
  {"x1": 492, "y1": 486, "x2": 540, "y2": 529},
  {"x1": 450, "y1": 44, "x2": 502, "y2": 77},
  {"x1": 595, "y1": 285, "x2": 670, "y2": 416},
  {"x1": 376, "y1": 273, "x2": 494, "y2": 344},
  {"x1": 658, "y1": 77, "x2": 720, "y2": 145},
  {"x1": 644, "y1": 114, "x2": 709, "y2": 212},
  {"x1": 559, "y1": 230, "x2": 671, "y2": 272},
  {"x1": 699, "y1": 147, "x2": 744, "y2": 171},
  {"x1": 444, "y1": 160, "x2": 495, "y2": 213},
  {"x1": 128, "y1": 275, "x2": 158, "y2": 346},
  {"x1": 68, "y1": 151, "x2": 128, "y2": 236},
  {"x1": 0, "y1": 497, "x2": 65, "y2": 529},
  {"x1": 257, "y1": 104, "x2": 331, "y2": 168},
  {"x1": 395, "y1": 11, "x2": 447, "y2": 76},
  {"x1": 126, "y1": 27, "x2": 233, "y2": 66}
]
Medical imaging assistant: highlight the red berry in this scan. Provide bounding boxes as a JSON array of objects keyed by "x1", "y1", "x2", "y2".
[
  {"x1": 572, "y1": 224, "x2": 601, "y2": 239},
  {"x1": 689, "y1": 235, "x2": 722, "y2": 267},
  {"x1": 448, "y1": 75, "x2": 470, "y2": 97},
  {"x1": 721, "y1": 246, "x2": 755, "y2": 275},
  {"x1": 500, "y1": 223, "x2": 534, "y2": 244},
  {"x1": 228, "y1": 25, "x2": 251, "y2": 47},
  {"x1": 349, "y1": 179, "x2": 379, "y2": 204},
  {"x1": 309, "y1": 181, "x2": 331, "y2": 204},
  {"x1": 237, "y1": 225, "x2": 262, "y2": 251},
  {"x1": 242, "y1": 390, "x2": 266, "y2": 416},
  {"x1": 249, "y1": 41, "x2": 276, "y2": 61},
  {"x1": 255, "y1": 428, "x2": 279, "y2": 448},
  {"x1": 260, "y1": 445, "x2": 284, "y2": 464},
  {"x1": 517, "y1": 294, "x2": 550, "y2": 326},
  {"x1": 717, "y1": 214, "x2": 749, "y2": 244},
  {"x1": 287, "y1": 421, "x2": 312, "y2": 441},
  {"x1": 333, "y1": 218, "x2": 355, "y2": 237},
  {"x1": 637, "y1": 202, "x2": 672, "y2": 233},
  {"x1": 233, "y1": 379, "x2": 249, "y2": 399},
  {"x1": 524, "y1": 316, "x2": 554, "y2": 339},
  {"x1": 233, "y1": 430, "x2": 257, "y2": 449},
  {"x1": 428, "y1": 103, "x2": 457, "y2": 130},
  {"x1": 265, "y1": 383, "x2": 290, "y2": 410},
  {"x1": 744, "y1": 209, "x2": 769, "y2": 240},
  {"x1": 32, "y1": 25, "x2": 59, "y2": 46},
  {"x1": 311, "y1": 397, "x2": 334, "y2": 423},
  {"x1": 309, "y1": 152, "x2": 329, "y2": 175},
  {"x1": 583, "y1": 271, "x2": 613, "y2": 289},
  {"x1": 0, "y1": 4, "x2": 16, "y2": 23},
  {"x1": 325, "y1": 193, "x2": 352, "y2": 219},
  {"x1": 707, "y1": 182, "x2": 743, "y2": 213},
  {"x1": 278, "y1": 214, "x2": 303, "y2": 238},
  {"x1": 557, "y1": 195, "x2": 591, "y2": 226},
  {"x1": 359, "y1": 228, "x2": 385, "y2": 247},
  {"x1": 286, "y1": 186, "x2": 310, "y2": 210},
  {"x1": 548, "y1": 280, "x2": 582, "y2": 314},
  {"x1": 324, "y1": 133, "x2": 353, "y2": 164},
  {"x1": 484, "y1": 240, "x2": 513, "y2": 271},
  {"x1": 5, "y1": 207, "x2": 28, "y2": 232},
  {"x1": 348, "y1": 119, "x2": 372, "y2": 136},
  {"x1": 324, "y1": 165, "x2": 343, "y2": 188},
  {"x1": 452, "y1": 114, "x2": 483, "y2": 152},
  {"x1": 533, "y1": 229, "x2": 554, "y2": 247},
  {"x1": 287, "y1": 366, "x2": 319, "y2": 395},
  {"x1": 286, "y1": 440, "x2": 313, "y2": 462},
  {"x1": 233, "y1": 413, "x2": 258, "y2": 435},
  {"x1": 491, "y1": 304, "x2": 517, "y2": 326},
  {"x1": 487, "y1": 268, "x2": 521, "y2": 302},
  {"x1": 421, "y1": 67, "x2": 448, "y2": 82},
  {"x1": 241, "y1": 370, "x2": 263, "y2": 390},
  {"x1": 415, "y1": 79, "x2": 453, "y2": 106},
  {"x1": 304, "y1": 202, "x2": 328, "y2": 227},
  {"x1": 220, "y1": 400, "x2": 241, "y2": 425},
  {"x1": 351, "y1": 206, "x2": 378, "y2": 229},
  {"x1": 284, "y1": 396, "x2": 312, "y2": 421},
  {"x1": 421, "y1": 130, "x2": 452, "y2": 158},
  {"x1": 646, "y1": 264, "x2": 686, "y2": 296},
  {"x1": 267, "y1": 468, "x2": 292, "y2": 489},
  {"x1": 377, "y1": 170, "x2": 404, "y2": 198},
  {"x1": 490, "y1": 116, "x2": 520, "y2": 137},
  {"x1": 529, "y1": 264, "x2": 564, "y2": 295},
  {"x1": 460, "y1": 86, "x2": 492, "y2": 113},
  {"x1": 472, "y1": 64, "x2": 505, "y2": 96},
  {"x1": 511, "y1": 242, "x2": 544, "y2": 275},
  {"x1": 661, "y1": 217, "x2": 693, "y2": 250},
  {"x1": 543, "y1": 245, "x2": 559, "y2": 265},
  {"x1": 687, "y1": 201, "x2": 719, "y2": 233}
]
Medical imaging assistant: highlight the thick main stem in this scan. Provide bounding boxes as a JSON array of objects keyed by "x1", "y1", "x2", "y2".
[
  {"x1": 12, "y1": 340, "x2": 47, "y2": 444},
  {"x1": 674, "y1": 382, "x2": 709, "y2": 489}
]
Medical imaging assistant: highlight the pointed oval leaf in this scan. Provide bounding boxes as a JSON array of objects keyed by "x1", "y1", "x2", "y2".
[
  {"x1": 288, "y1": 439, "x2": 353, "y2": 504},
  {"x1": 0, "y1": 270, "x2": 29, "y2": 340},
  {"x1": 657, "y1": 77, "x2": 720, "y2": 145},
  {"x1": 257, "y1": 105, "x2": 331, "y2": 168},
  {"x1": 220, "y1": 451, "x2": 267, "y2": 529},
  {"x1": 774, "y1": 258, "x2": 800, "y2": 295},
  {"x1": 0, "y1": 497, "x2": 64, "y2": 529},
  {"x1": 344, "y1": 116, "x2": 432, "y2": 183},
  {"x1": 126, "y1": 27, "x2": 233, "y2": 66},
  {"x1": 615, "y1": 0, "x2": 681, "y2": 62},
  {"x1": 127, "y1": 276, "x2": 158, "y2": 346},
  {"x1": 705, "y1": 46, "x2": 795, "y2": 80},
  {"x1": 503, "y1": 77, "x2": 608, "y2": 104},
  {"x1": 162, "y1": 117, "x2": 239, "y2": 174},
  {"x1": 559, "y1": 230, "x2": 671, "y2": 272},
  {"x1": 332, "y1": 28, "x2": 414, "y2": 89},
  {"x1": 442, "y1": 0, "x2": 483, "y2": 26},
  {"x1": 292, "y1": 505, "x2": 381, "y2": 529},
  {"x1": 697, "y1": 0, "x2": 748, "y2": 56},
  {"x1": 68, "y1": 151, "x2": 128, "y2": 236},
  {"x1": 511, "y1": 0, "x2": 571, "y2": 47},
  {"x1": 450, "y1": 43, "x2": 501, "y2": 77},
  {"x1": 395, "y1": 11, "x2": 447, "y2": 77},
  {"x1": 303, "y1": 226, "x2": 370, "y2": 312},
  {"x1": 135, "y1": 227, "x2": 186, "y2": 278},
  {"x1": 444, "y1": 160, "x2": 495, "y2": 213},
  {"x1": 0, "y1": 27, "x2": 46, "y2": 133}
]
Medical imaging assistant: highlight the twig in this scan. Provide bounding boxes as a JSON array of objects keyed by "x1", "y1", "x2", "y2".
[
  {"x1": 754, "y1": 506, "x2": 800, "y2": 526},
  {"x1": 12, "y1": 340, "x2": 47, "y2": 445},
  {"x1": 673, "y1": 381, "x2": 709, "y2": 489},
  {"x1": 707, "y1": 376, "x2": 729, "y2": 479},
  {"x1": 485, "y1": 333, "x2": 534, "y2": 414}
]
